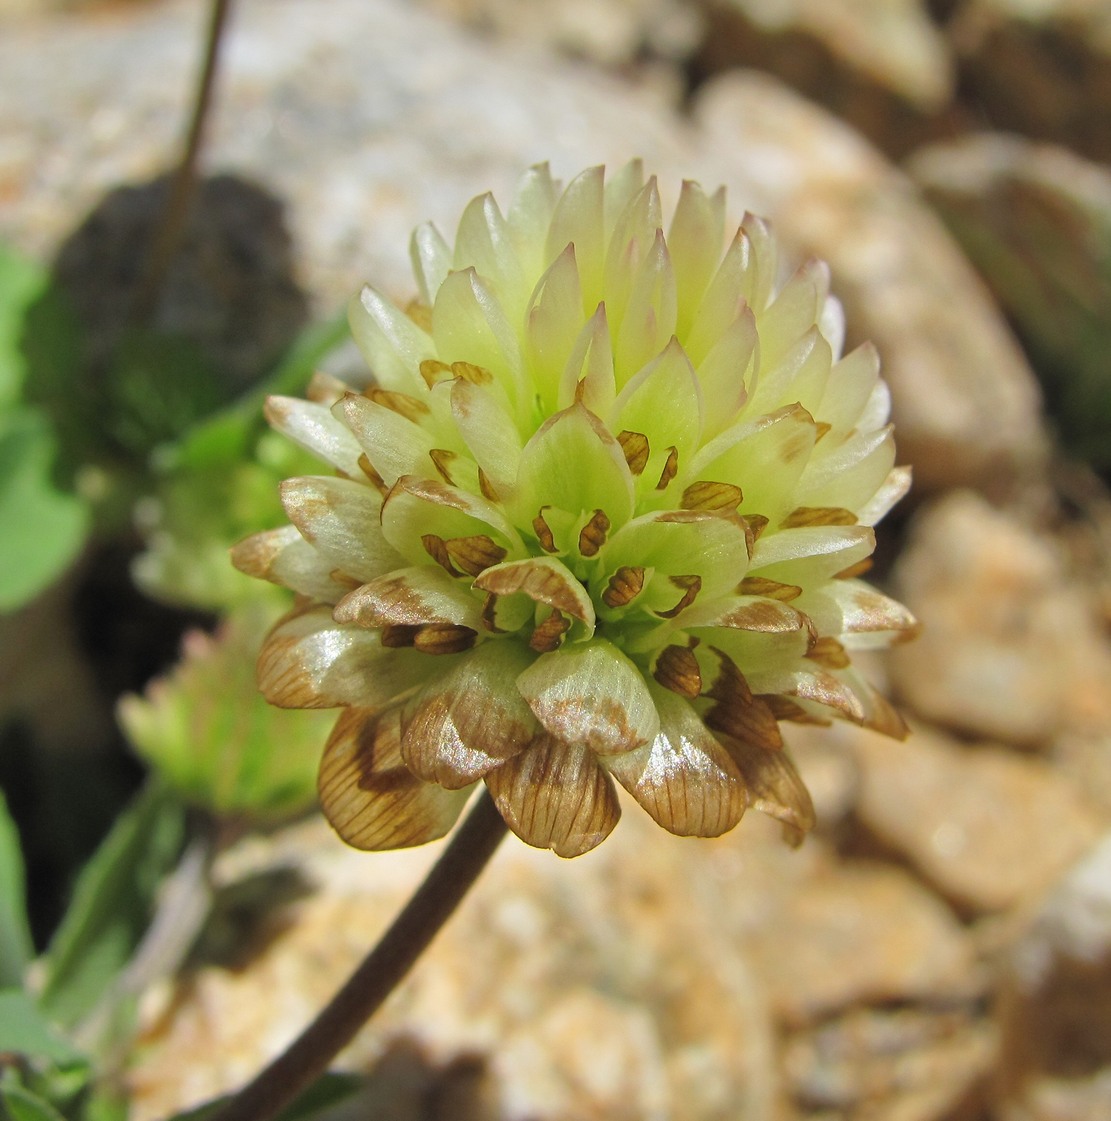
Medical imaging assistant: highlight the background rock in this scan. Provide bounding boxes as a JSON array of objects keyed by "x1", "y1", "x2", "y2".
[
  {"x1": 910, "y1": 134, "x2": 1111, "y2": 468},
  {"x1": 889, "y1": 490, "x2": 1111, "y2": 745}
]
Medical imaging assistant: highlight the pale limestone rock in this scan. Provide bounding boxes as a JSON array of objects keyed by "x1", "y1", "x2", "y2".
[
  {"x1": 997, "y1": 832, "x2": 1111, "y2": 1121},
  {"x1": 697, "y1": 0, "x2": 952, "y2": 110},
  {"x1": 909, "y1": 134, "x2": 1111, "y2": 468},
  {"x1": 852, "y1": 725, "x2": 1103, "y2": 913},
  {"x1": 129, "y1": 803, "x2": 784, "y2": 1121},
  {"x1": 417, "y1": 0, "x2": 703, "y2": 69},
  {"x1": 889, "y1": 491, "x2": 1111, "y2": 745},
  {"x1": 782, "y1": 1007, "x2": 997, "y2": 1121},
  {"x1": 951, "y1": 0, "x2": 1111, "y2": 163},
  {"x1": 743, "y1": 855, "x2": 979, "y2": 1024},
  {"x1": 692, "y1": 71, "x2": 1047, "y2": 494}
]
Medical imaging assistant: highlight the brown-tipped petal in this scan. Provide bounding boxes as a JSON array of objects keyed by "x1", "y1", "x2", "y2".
[
  {"x1": 444, "y1": 535, "x2": 508, "y2": 577},
  {"x1": 721, "y1": 734, "x2": 816, "y2": 838},
  {"x1": 655, "y1": 445, "x2": 678, "y2": 490},
  {"x1": 682, "y1": 595, "x2": 806, "y2": 634},
  {"x1": 760, "y1": 694, "x2": 832, "y2": 726},
  {"x1": 428, "y1": 448, "x2": 458, "y2": 485},
  {"x1": 257, "y1": 606, "x2": 432, "y2": 709},
  {"x1": 365, "y1": 387, "x2": 430, "y2": 423},
  {"x1": 601, "y1": 565, "x2": 646, "y2": 609},
  {"x1": 230, "y1": 526, "x2": 350, "y2": 603},
  {"x1": 333, "y1": 566, "x2": 482, "y2": 629},
  {"x1": 838, "y1": 663, "x2": 910, "y2": 739},
  {"x1": 781, "y1": 506, "x2": 858, "y2": 528},
  {"x1": 826, "y1": 579, "x2": 920, "y2": 648},
  {"x1": 656, "y1": 574, "x2": 702, "y2": 619},
  {"x1": 616, "y1": 430, "x2": 650, "y2": 475},
  {"x1": 516, "y1": 639, "x2": 659, "y2": 756},
  {"x1": 738, "y1": 576, "x2": 802, "y2": 602},
  {"x1": 577, "y1": 508, "x2": 611, "y2": 557},
  {"x1": 319, "y1": 708, "x2": 471, "y2": 850},
  {"x1": 653, "y1": 644, "x2": 702, "y2": 698},
  {"x1": 806, "y1": 636, "x2": 851, "y2": 669},
  {"x1": 606, "y1": 688, "x2": 746, "y2": 837},
  {"x1": 412, "y1": 624, "x2": 478, "y2": 655},
  {"x1": 474, "y1": 556, "x2": 595, "y2": 629},
  {"x1": 680, "y1": 480, "x2": 743, "y2": 513},
  {"x1": 532, "y1": 508, "x2": 558, "y2": 553},
  {"x1": 401, "y1": 642, "x2": 536, "y2": 789},
  {"x1": 484, "y1": 736, "x2": 620, "y2": 857},
  {"x1": 280, "y1": 475, "x2": 405, "y2": 584},
  {"x1": 530, "y1": 609, "x2": 571, "y2": 653}
]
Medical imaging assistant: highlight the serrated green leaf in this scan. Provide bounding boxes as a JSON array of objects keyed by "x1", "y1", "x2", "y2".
[
  {"x1": 38, "y1": 781, "x2": 185, "y2": 1029},
  {"x1": 0, "y1": 791, "x2": 33, "y2": 986},
  {"x1": 0, "y1": 409, "x2": 90, "y2": 612}
]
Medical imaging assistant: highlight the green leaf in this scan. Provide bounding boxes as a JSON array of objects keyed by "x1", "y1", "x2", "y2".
[
  {"x1": 0, "y1": 244, "x2": 47, "y2": 409},
  {"x1": 0, "y1": 990, "x2": 85, "y2": 1068},
  {"x1": 0, "y1": 408, "x2": 90, "y2": 612},
  {"x1": 0, "y1": 1083, "x2": 68, "y2": 1121},
  {"x1": 38, "y1": 781, "x2": 185, "y2": 1029},
  {"x1": 0, "y1": 791, "x2": 33, "y2": 986}
]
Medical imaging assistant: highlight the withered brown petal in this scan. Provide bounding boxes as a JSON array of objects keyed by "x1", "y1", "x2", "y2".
[
  {"x1": 400, "y1": 643, "x2": 536, "y2": 789},
  {"x1": 606, "y1": 691, "x2": 746, "y2": 837},
  {"x1": 318, "y1": 708, "x2": 471, "y2": 849},
  {"x1": 484, "y1": 736, "x2": 621, "y2": 857},
  {"x1": 720, "y1": 734, "x2": 816, "y2": 840},
  {"x1": 257, "y1": 607, "x2": 423, "y2": 709},
  {"x1": 704, "y1": 652, "x2": 783, "y2": 751}
]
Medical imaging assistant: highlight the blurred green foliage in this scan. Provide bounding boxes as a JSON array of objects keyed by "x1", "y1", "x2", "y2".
[{"x1": 0, "y1": 227, "x2": 355, "y2": 1119}]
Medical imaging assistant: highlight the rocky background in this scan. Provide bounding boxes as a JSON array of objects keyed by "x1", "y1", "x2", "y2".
[{"x1": 3, "y1": 0, "x2": 1111, "y2": 1119}]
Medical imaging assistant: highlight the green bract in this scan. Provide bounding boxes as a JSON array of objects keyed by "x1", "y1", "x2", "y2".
[{"x1": 234, "y1": 163, "x2": 917, "y2": 857}]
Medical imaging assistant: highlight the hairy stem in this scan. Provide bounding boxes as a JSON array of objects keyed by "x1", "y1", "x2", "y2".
[
  {"x1": 205, "y1": 790, "x2": 508, "y2": 1121},
  {"x1": 130, "y1": 0, "x2": 234, "y2": 328}
]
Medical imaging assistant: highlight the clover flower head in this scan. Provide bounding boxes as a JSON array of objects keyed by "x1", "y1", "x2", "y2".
[{"x1": 233, "y1": 162, "x2": 918, "y2": 857}]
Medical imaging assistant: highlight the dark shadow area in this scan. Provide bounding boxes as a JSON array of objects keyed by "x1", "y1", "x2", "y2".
[{"x1": 21, "y1": 172, "x2": 310, "y2": 471}]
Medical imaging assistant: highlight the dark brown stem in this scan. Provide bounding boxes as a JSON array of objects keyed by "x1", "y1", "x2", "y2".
[
  {"x1": 205, "y1": 790, "x2": 508, "y2": 1121},
  {"x1": 130, "y1": 0, "x2": 234, "y2": 328}
]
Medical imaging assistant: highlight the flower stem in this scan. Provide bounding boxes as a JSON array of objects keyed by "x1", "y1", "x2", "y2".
[
  {"x1": 130, "y1": 0, "x2": 234, "y2": 328},
  {"x1": 205, "y1": 790, "x2": 508, "y2": 1121}
]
